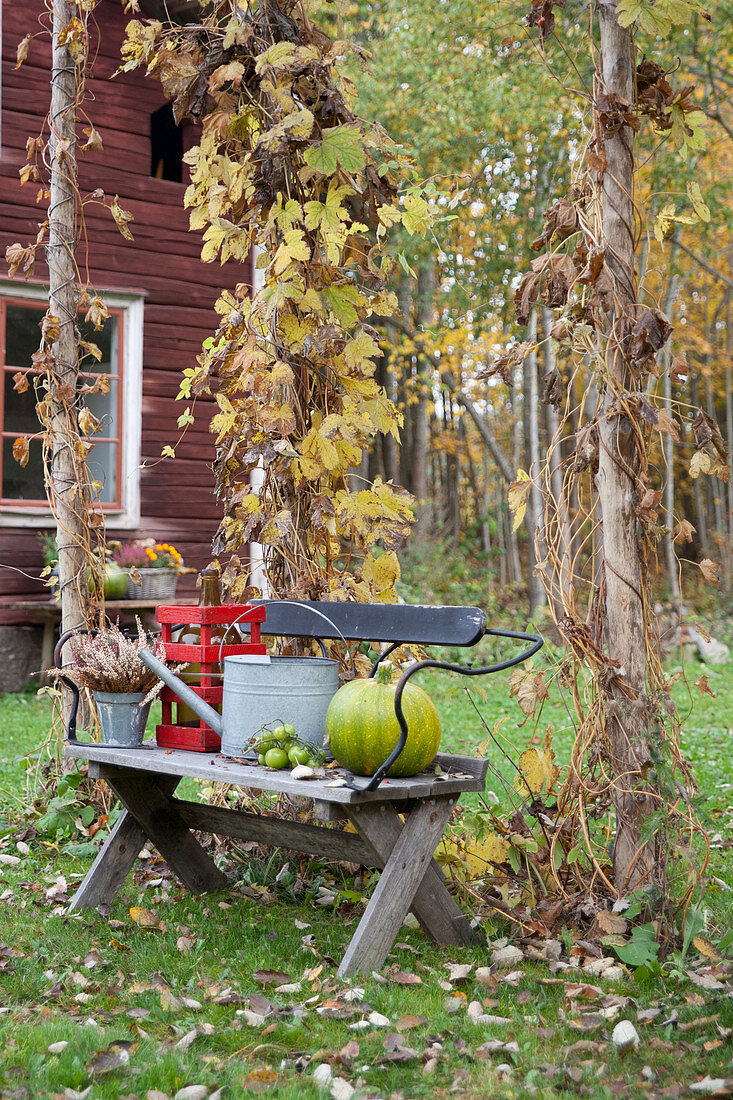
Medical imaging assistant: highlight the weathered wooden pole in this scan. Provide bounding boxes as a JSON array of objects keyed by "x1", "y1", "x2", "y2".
[
  {"x1": 47, "y1": 0, "x2": 88, "y2": 642},
  {"x1": 596, "y1": 0, "x2": 662, "y2": 894}
]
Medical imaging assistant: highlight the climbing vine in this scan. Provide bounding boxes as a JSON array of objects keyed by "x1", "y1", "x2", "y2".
[
  {"x1": 507, "y1": 0, "x2": 726, "y2": 918},
  {"x1": 119, "y1": 1, "x2": 450, "y2": 605}
]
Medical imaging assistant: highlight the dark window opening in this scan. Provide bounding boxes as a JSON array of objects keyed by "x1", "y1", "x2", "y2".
[{"x1": 151, "y1": 103, "x2": 183, "y2": 182}]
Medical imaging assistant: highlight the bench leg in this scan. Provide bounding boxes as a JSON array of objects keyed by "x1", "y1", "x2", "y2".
[
  {"x1": 69, "y1": 776, "x2": 185, "y2": 911},
  {"x1": 337, "y1": 796, "x2": 458, "y2": 979},
  {"x1": 346, "y1": 799, "x2": 478, "y2": 949},
  {"x1": 99, "y1": 767, "x2": 228, "y2": 897}
]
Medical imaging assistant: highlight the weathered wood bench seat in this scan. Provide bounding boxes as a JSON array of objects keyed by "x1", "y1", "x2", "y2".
[{"x1": 62, "y1": 601, "x2": 542, "y2": 977}]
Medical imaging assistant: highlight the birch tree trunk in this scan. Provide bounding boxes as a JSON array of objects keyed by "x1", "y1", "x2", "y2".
[
  {"x1": 523, "y1": 311, "x2": 546, "y2": 616},
  {"x1": 47, "y1": 0, "x2": 88, "y2": 647},
  {"x1": 661, "y1": 274, "x2": 680, "y2": 608},
  {"x1": 596, "y1": 0, "x2": 661, "y2": 894}
]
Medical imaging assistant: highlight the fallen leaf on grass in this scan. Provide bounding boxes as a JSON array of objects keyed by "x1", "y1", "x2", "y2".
[
  {"x1": 129, "y1": 907, "x2": 159, "y2": 928},
  {"x1": 85, "y1": 1040, "x2": 136, "y2": 1076},
  {"x1": 445, "y1": 962, "x2": 473, "y2": 983},
  {"x1": 564, "y1": 982, "x2": 603, "y2": 1000},
  {"x1": 242, "y1": 1069, "x2": 279, "y2": 1092},
  {"x1": 253, "y1": 970, "x2": 292, "y2": 986},
  {"x1": 395, "y1": 1013, "x2": 427, "y2": 1031},
  {"x1": 689, "y1": 1078, "x2": 733, "y2": 1095},
  {"x1": 687, "y1": 970, "x2": 726, "y2": 991},
  {"x1": 336, "y1": 1040, "x2": 359, "y2": 1069},
  {"x1": 693, "y1": 936, "x2": 721, "y2": 961},
  {"x1": 389, "y1": 969, "x2": 422, "y2": 985},
  {"x1": 595, "y1": 910, "x2": 629, "y2": 935}
]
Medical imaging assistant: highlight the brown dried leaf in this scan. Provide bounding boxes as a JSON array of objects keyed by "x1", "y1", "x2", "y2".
[
  {"x1": 85, "y1": 1040, "x2": 136, "y2": 1076},
  {"x1": 253, "y1": 970, "x2": 292, "y2": 986},
  {"x1": 692, "y1": 937, "x2": 720, "y2": 960},
  {"x1": 595, "y1": 910, "x2": 628, "y2": 935},
  {"x1": 673, "y1": 519, "x2": 696, "y2": 544},
  {"x1": 694, "y1": 675, "x2": 716, "y2": 698},
  {"x1": 629, "y1": 308, "x2": 673, "y2": 366},
  {"x1": 16, "y1": 33, "x2": 32, "y2": 68},
  {"x1": 12, "y1": 437, "x2": 30, "y2": 468},
  {"x1": 699, "y1": 559, "x2": 720, "y2": 584}
]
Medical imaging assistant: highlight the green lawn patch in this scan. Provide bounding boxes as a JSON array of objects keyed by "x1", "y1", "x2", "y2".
[{"x1": 0, "y1": 658, "x2": 731, "y2": 1099}]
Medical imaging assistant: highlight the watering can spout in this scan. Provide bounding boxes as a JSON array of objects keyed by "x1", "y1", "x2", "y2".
[{"x1": 138, "y1": 648, "x2": 223, "y2": 736}]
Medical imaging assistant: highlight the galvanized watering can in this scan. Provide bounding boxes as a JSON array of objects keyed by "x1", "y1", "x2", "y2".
[{"x1": 138, "y1": 649, "x2": 339, "y2": 758}]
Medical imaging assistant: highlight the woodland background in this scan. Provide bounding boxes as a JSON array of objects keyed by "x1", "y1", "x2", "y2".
[{"x1": 327, "y1": 0, "x2": 733, "y2": 623}]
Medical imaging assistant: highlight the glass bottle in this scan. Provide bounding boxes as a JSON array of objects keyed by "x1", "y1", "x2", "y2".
[{"x1": 174, "y1": 568, "x2": 239, "y2": 726}]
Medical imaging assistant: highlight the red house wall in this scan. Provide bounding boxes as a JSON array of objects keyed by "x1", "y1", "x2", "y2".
[{"x1": 0, "y1": 0, "x2": 251, "y2": 618}]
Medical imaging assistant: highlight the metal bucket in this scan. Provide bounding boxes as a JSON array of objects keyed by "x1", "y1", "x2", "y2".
[
  {"x1": 219, "y1": 655, "x2": 339, "y2": 758},
  {"x1": 93, "y1": 691, "x2": 151, "y2": 748}
]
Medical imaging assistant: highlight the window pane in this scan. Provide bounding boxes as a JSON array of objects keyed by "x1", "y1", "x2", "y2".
[
  {"x1": 78, "y1": 314, "x2": 118, "y2": 373},
  {"x1": 2, "y1": 437, "x2": 45, "y2": 501},
  {"x1": 5, "y1": 304, "x2": 45, "y2": 369},
  {"x1": 82, "y1": 378, "x2": 118, "y2": 432},
  {"x1": 4, "y1": 373, "x2": 41, "y2": 434},
  {"x1": 86, "y1": 441, "x2": 117, "y2": 503}
]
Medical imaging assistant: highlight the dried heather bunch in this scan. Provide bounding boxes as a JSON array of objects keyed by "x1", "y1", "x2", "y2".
[{"x1": 53, "y1": 619, "x2": 167, "y2": 694}]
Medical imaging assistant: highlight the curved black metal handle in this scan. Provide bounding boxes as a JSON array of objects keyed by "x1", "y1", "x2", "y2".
[
  {"x1": 53, "y1": 627, "x2": 96, "y2": 744},
  {"x1": 363, "y1": 628, "x2": 544, "y2": 791}
]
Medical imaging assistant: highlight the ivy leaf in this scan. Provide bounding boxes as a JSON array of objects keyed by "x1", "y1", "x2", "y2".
[
  {"x1": 689, "y1": 451, "x2": 711, "y2": 479},
  {"x1": 304, "y1": 124, "x2": 366, "y2": 176},
  {"x1": 110, "y1": 195, "x2": 134, "y2": 241},
  {"x1": 699, "y1": 558, "x2": 719, "y2": 584},
  {"x1": 254, "y1": 41, "x2": 296, "y2": 74},
  {"x1": 508, "y1": 468, "x2": 532, "y2": 531},
  {"x1": 322, "y1": 283, "x2": 363, "y2": 327},
  {"x1": 686, "y1": 181, "x2": 710, "y2": 222},
  {"x1": 401, "y1": 193, "x2": 431, "y2": 237},
  {"x1": 12, "y1": 437, "x2": 30, "y2": 468},
  {"x1": 513, "y1": 744, "x2": 557, "y2": 795},
  {"x1": 273, "y1": 229, "x2": 310, "y2": 275},
  {"x1": 343, "y1": 329, "x2": 382, "y2": 372}
]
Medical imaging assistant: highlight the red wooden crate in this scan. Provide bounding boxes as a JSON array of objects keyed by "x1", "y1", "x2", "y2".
[{"x1": 155, "y1": 603, "x2": 267, "y2": 752}]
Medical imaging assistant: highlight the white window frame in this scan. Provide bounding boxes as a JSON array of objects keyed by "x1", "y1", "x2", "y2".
[{"x1": 0, "y1": 280, "x2": 143, "y2": 530}]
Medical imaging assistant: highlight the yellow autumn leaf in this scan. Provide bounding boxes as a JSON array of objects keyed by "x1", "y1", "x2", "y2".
[
  {"x1": 129, "y1": 906, "x2": 159, "y2": 928},
  {"x1": 692, "y1": 935, "x2": 720, "y2": 960},
  {"x1": 514, "y1": 746, "x2": 559, "y2": 797},
  {"x1": 273, "y1": 229, "x2": 310, "y2": 275},
  {"x1": 689, "y1": 451, "x2": 711, "y2": 479},
  {"x1": 363, "y1": 550, "x2": 401, "y2": 600},
  {"x1": 508, "y1": 468, "x2": 532, "y2": 531}
]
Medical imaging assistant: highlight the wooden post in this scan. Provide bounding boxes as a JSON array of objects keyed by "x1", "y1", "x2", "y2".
[
  {"x1": 596, "y1": 0, "x2": 661, "y2": 894},
  {"x1": 47, "y1": 0, "x2": 88, "y2": 648}
]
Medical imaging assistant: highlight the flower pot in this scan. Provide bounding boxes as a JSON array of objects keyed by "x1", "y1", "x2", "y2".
[
  {"x1": 127, "y1": 569, "x2": 178, "y2": 601},
  {"x1": 92, "y1": 691, "x2": 151, "y2": 748}
]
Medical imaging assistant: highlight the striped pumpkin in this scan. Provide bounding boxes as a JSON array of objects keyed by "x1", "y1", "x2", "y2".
[{"x1": 326, "y1": 664, "x2": 441, "y2": 777}]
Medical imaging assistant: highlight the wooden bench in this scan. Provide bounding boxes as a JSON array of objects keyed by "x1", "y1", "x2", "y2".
[{"x1": 62, "y1": 601, "x2": 542, "y2": 978}]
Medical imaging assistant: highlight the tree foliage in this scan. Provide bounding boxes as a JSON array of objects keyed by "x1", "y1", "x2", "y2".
[{"x1": 119, "y1": 0, "x2": 458, "y2": 603}]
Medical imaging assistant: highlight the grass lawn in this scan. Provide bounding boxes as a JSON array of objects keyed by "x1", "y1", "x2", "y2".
[{"x1": 0, "y1": 652, "x2": 731, "y2": 1100}]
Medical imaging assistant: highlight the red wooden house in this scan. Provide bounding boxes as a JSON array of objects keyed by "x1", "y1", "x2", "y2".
[{"x1": 0, "y1": 0, "x2": 251, "y2": 684}]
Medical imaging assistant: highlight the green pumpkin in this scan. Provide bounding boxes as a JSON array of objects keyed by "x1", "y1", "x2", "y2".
[
  {"x1": 326, "y1": 664, "x2": 441, "y2": 777},
  {"x1": 87, "y1": 562, "x2": 129, "y2": 600}
]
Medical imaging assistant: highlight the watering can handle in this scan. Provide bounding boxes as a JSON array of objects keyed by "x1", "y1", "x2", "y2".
[{"x1": 247, "y1": 600, "x2": 356, "y2": 676}]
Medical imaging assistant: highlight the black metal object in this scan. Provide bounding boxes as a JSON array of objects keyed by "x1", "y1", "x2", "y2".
[
  {"x1": 362, "y1": 627, "x2": 544, "y2": 791},
  {"x1": 52, "y1": 627, "x2": 94, "y2": 743},
  {"x1": 251, "y1": 599, "x2": 487, "y2": 647},
  {"x1": 247, "y1": 602, "x2": 542, "y2": 791}
]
